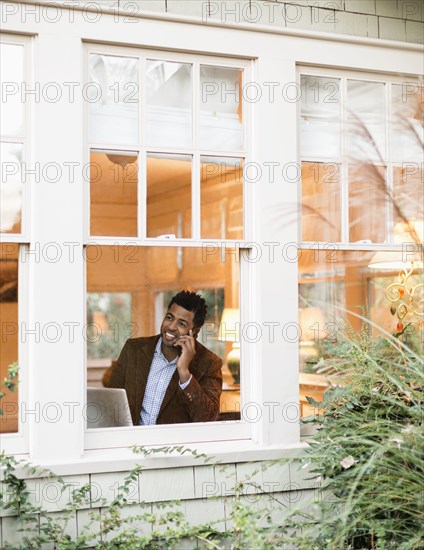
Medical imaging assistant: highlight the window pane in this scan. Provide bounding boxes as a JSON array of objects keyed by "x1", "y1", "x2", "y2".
[
  {"x1": 1, "y1": 142, "x2": 23, "y2": 234},
  {"x1": 89, "y1": 54, "x2": 139, "y2": 145},
  {"x1": 147, "y1": 153, "x2": 192, "y2": 239},
  {"x1": 301, "y1": 162, "x2": 340, "y2": 242},
  {"x1": 349, "y1": 163, "x2": 387, "y2": 243},
  {"x1": 200, "y1": 157, "x2": 243, "y2": 240},
  {"x1": 146, "y1": 60, "x2": 192, "y2": 148},
  {"x1": 391, "y1": 83, "x2": 423, "y2": 162},
  {"x1": 90, "y1": 150, "x2": 138, "y2": 237},
  {"x1": 298, "y1": 248, "x2": 423, "y2": 417},
  {"x1": 0, "y1": 243, "x2": 19, "y2": 434},
  {"x1": 347, "y1": 80, "x2": 386, "y2": 160},
  {"x1": 368, "y1": 269, "x2": 423, "y2": 338},
  {"x1": 300, "y1": 76, "x2": 341, "y2": 158},
  {"x1": 393, "y1": 165, "x2": 424, "y2": 229},
  {"x1": 0, "y1": 44, "x2": 24, "y2": 138},
  {"x1": 87, "y1": 292, "x2": 132, "y2": 361},
  {"x1": 200, "y1": 66, "x2": 243, "y2": 151},
  {"x1": 86, "y1": 245, "x2": 240, "y2": 427}
]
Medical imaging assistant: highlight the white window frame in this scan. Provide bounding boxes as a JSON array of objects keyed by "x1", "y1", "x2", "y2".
[
  {"x1": 0, "y1": 2, "x2": 421, "y2": 468},
  {"x1": 0, "y1": 33, "x2": 32, "y2": 455},
  {"x1": 83, "y1": 44, "x2": 253, "y2": 245},
  {"x1": 0, "y1": 33, "x2": 32, "y2": 243},
  {"x1": 297, "y1": 66, "x2": 423, "y2": 402},
  {"x1": 83, "y1": 44, "x2": 256, "y2": 450},
  {"x1": 297, "y1": 66, "x2": 423, "y2": 250}
]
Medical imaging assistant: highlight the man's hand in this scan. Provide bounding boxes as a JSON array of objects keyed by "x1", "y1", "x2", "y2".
[{"x1": 175, "y1": 329, "x2": 196, "y2": 383}]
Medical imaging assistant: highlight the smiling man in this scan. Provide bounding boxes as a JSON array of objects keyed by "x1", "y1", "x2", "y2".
[{"x1": 106, "y1": 291, "x2": 223, "y2": 425}]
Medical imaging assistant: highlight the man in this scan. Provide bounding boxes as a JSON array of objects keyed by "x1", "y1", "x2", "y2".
[{"x1": 106, "y1": 290, "x2": 223, "y2": 425}]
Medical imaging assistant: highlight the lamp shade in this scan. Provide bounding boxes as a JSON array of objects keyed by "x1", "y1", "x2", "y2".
[
  {"x1": 369, "y1": 221, "x2": 423, "y2": 269},
  {"x1": 218, "y1": 308, "x2": 240, "y2": 343},
  {"x1": 92, "y1": 311, "x2": 110, "y2": 333},
  {"x1": 299, "y1": 307, "x2": 328, "y2": 341}
]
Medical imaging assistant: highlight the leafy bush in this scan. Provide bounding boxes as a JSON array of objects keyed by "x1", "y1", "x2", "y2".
[{"x1": 287, "y1": 324, "x2": 424, "y2": 549}]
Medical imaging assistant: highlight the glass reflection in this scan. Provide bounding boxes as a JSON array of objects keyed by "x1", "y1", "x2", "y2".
[
  {"x1": 347, "y1": 80, "x2": 386, "y2": 160},
  {"x1": 147, "y1": 153, "x2": 192, "y2": 238},
  {"x1": 301, "y1": 162, "x2": 340, "y2": 242},
  {"x1": 0, "y1": 44, "x2": 24, "y2": 138},
  {"x1": 86, "y1": 245, "x2": 240, "y2": 427},
  {"x1": 89, "y1": 54, "x2": 139, "y2": 145},
  {"x1": 298, "y1": 247, "x2": 423, "y2": 416},
  {"x1": 391, "y1": 83, "x2": 423, "y2": 162},
  {"x1": 300, "y1": 76, "x2": 341, "y2": 158},
  {"x1": 146, "y1": 60, "x2": 192, "y2": 148},
  {"x1": 1, "y1": 143, "x2": 22, "y2": 234},
  {"x1": 200, "y1": 66, "x2": 243, "y2": 151},
  {"x1": 0, "y1": 243, "x2": 19, "y2": 434},
  {"x1": 349, "y1": 163, "x2": 387, "y2": 243},
  {"x1": 393, "y1": 165, "x2": 424, "y2": 229},
  {"x1": 200, "y1": 156, "x2": 243, "y2": 239},
  {"x1": 90, "y1": 150, "x2": 138, "y2": 237}
]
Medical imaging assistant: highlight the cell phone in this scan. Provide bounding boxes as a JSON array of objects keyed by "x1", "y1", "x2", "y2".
[{"x1": 173, "y1": 338, "x2": 183, "y2": 355}]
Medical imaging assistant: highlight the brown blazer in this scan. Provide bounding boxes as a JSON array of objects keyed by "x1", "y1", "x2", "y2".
[{"x1": 106, "y1": 335, "x2": 223, "y2": 425}]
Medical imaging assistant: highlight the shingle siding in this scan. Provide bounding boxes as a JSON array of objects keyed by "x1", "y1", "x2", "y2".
[
  {"x1": 0, "y1": 460, "x2": 298, "y2": 547},
  {"x1": 109, "y1": 0, "x2": 424, "y2": 42}
]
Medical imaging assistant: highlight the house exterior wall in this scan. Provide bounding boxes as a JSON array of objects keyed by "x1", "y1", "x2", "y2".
[
  {"x1": 1, "y1": 458, "x2": 317, "y2": 547},
  {"x1": 62, "y1": 0, "x2": 423, "y2": 43},
  {"x1": 0, "y1": 1, "x2": 422, "y2": 546}
]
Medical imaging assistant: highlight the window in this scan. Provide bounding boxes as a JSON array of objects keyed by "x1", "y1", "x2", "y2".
[
  {"x1": 298, "y1": 68, "x2": 423, "y2": 416},
  {"x1": 0, "y1": 35, "x2": 30, "y2": 449},
  {"x1": 84, "y1": 45, "x2": 249, "y2": 444},
  {"x1": 0, "y1": 243, "x2": 19, "y2": 434},
  {"x1": 1, "y1": 41, "x2": 25, "y2": 235},
  {"x1": 86, "y1": 49, "x2": 246, "y2": 241},
  {"x1": 299, "y1": 70, "x2": 423, "y2": 245}
]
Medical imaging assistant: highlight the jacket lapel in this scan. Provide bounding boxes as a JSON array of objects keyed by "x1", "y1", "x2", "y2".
[
  {"x1": 157, "y1": 340, "x2": 204, "y2": 418},
  {"x1": 134, "y1": 336, "x2": 160, "y2": 420}
]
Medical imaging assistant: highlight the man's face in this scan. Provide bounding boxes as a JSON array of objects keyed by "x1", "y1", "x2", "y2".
[{"x1": 160, "y1": 303, "x2": 198, "y2": 348}]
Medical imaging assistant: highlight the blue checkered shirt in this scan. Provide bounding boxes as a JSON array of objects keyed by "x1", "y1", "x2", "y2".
[{"x1": 140, "y1": 337, "x2": 192, "y2": 425}]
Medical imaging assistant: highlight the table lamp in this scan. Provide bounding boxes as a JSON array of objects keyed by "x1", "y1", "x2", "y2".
[{"x1": 218, "y1": 308, "x2": 240, "y2": 386}]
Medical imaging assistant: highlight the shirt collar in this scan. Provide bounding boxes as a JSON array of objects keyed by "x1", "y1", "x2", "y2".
[{"x1": 155, "y1": 337, "x2": 178, "y2": 365}]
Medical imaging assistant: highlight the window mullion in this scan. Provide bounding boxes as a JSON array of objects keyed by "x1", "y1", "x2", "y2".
[
  {"x1": 139, "y1": 56, "x2": 147, "y2": 240},
  {"x1": 21, "y1": 130, "x2": 29, "y2": 238},
  {"x1": 137, "y1": 147, "x2": 145, "y2": 240},
  {"x1": 244, "y1": 62, "x2": 254, "y2": 243},
  {"x1": 88, "y1": 143, "x2": 140, "y2": 152},
  {"x1": 385, "y1": 82, "x2": 394, "y2": 245},
  {"x1": 192, "y1": 62, "x2": 201, "y2": 240},
  {"x1": 340, "y1": 77, "x2": 349, "y2": 244},
  {"x1": 83, "y1": 47, "x2": 90, "y2": 244}
]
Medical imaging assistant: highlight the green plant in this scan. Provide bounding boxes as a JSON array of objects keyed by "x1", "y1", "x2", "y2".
[
  {"x1": 0, "y1": 443, "x2": 304, "y2": 549},
  {"x1": 0, "y1": 361, "x2": 19, "y2": 417},
  {"x1": 286, "y1": 324, "x2": 424, "y2": 549}
]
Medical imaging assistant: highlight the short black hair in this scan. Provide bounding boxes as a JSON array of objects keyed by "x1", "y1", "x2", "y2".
[{"x1": 168, "y1": 291, "x2": 208, "y2": 329}]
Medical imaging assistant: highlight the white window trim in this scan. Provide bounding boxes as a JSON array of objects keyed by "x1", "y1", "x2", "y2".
[
  {"x1": 0, "y1": 33, "x2": 32, "y2": 242},
  {"x1": 1, "y1": 33, "x2": 32, "y2": 455},
  {"x1": 83, "y1": 43, "x2": 257, "y2": 451},
  {"x1": 297, "y1": 66, "x2": 423, "y2": 249},
  {"x1": 0, "y1": 245, "x2": 30, "y2": 455},
  {"x1": 83, "y1": 43, "x2": 253, "y2": 244},
  {"x1": 0, "y1": 4, "x2": 422, "y2": 466}
]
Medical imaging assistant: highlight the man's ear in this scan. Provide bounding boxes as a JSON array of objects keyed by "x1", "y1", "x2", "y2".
[{"x1": 192, "y1": 327, "x2": 200, "y2": 339}]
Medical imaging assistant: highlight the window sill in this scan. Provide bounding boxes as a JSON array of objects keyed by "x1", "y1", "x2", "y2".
[{"x1": 6, "y1": 440, "x2": 309, "y2": 478}]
